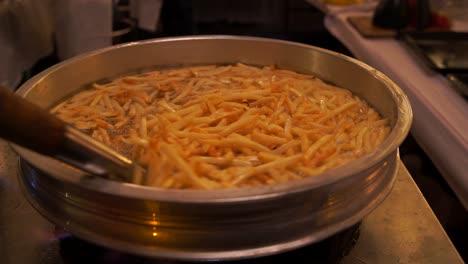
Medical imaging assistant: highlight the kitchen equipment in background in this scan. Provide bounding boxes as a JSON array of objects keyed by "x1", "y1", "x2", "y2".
[
  {"x1": 431, "y1": 0, "x2": 468, "y2": 31},
  {"x1": 401, "y1": 31, "x2": 468, "y2": 98},
  {"x1": 408, "y1": 0, "x2": 431, "y2": 30},
  {"x1": 447, "y1": 73, "x2": 468, "y2": 99},
  {"x1": 373, "y1": 0, "x2": 431, "y2": 30},
  {"x1": 373, "y1": 0, "x2": 409, "y2": 29},
  {"x1": 401, "y1": 31, "x2": 468, "y2": 73}
]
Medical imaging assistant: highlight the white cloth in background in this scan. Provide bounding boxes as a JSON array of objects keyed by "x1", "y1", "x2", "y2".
[
  {"x1": 0, "y1": 0, "x2": 54, "y2": 89},
  {"x1": 0, "y1": 0, "x2": 167, "y2": 89},
  {"x1": 0, "y1": 0, "x2": 113, "y2": 89},
  {"x1": 54, "y1": 0, "x2": 112, "y2": 60},
  {"x1": 130, "y1": 0, "x2": 163, "y2": 32}
]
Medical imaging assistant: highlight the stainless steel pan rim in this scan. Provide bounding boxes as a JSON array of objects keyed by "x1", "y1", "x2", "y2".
[
  {"x1": 13, "y1": 35, "x2": 412, "y2": 260},
  {"x1": 14, "y1": 35, "x2": 412, "y2": 203},
  {"x1": 19, "y1": 151, "x2": 399, "y2": 260}
]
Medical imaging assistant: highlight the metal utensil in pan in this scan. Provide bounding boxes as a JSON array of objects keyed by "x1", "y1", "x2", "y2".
[{"x1": 0, "y1": 85, "x2": 139, "y2": 182}]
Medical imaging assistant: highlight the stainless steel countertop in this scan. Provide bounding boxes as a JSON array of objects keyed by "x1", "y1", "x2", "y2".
[
  {"x1": 0, "y1": 140, "x2": 463, "y2": 263},
  {"x1": 341, "y1": 158, "x2": 463, "y2": 263}
]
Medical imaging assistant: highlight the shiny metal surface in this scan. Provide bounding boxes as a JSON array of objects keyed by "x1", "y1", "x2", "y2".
[
  {"x1": 341, "y1": 164, "x2": 463, "y2": 264},
  {"x1": 12, "y1": 36, "x2": 412, "y2": 260},
  {"x1": 57, "y1": 126, "x2": 140, "y2": 182},
  {"x1": 1, "y1": 141, "x2": 462, "y2": 263}
]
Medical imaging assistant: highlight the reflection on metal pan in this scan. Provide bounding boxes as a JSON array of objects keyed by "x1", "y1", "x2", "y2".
[{"x1": 14, "y1": 36, "x2": 412, "y2": 261}]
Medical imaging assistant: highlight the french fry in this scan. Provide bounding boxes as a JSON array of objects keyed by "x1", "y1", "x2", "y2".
[{"x1": 51, "y1": 64, "x2": 390, "y2": 190}]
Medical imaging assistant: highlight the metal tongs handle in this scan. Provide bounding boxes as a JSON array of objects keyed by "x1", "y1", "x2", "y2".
[{"x1": 0, "y1": 85, "x2": 138, "y2": 182}]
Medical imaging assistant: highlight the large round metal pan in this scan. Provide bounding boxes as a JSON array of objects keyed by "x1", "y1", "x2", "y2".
[{"x1": 14, "y1": 36, "x2": 412, "y2": 261}]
